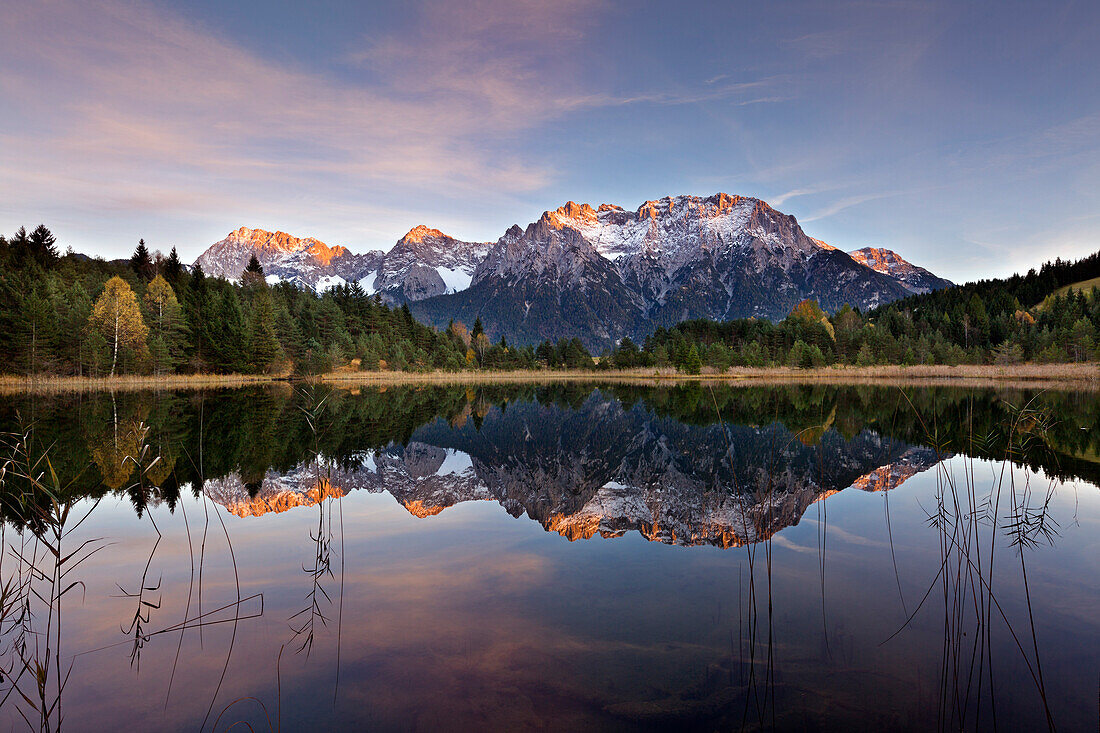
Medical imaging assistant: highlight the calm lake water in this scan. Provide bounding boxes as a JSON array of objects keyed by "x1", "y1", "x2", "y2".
[{"x1": 0, "y1": 383, "x2": 1097, "y2": 731}]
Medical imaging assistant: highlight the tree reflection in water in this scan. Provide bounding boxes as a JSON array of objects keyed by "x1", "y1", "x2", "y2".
[{"x1": 0, "y1": 383, "x2": 1094, "y2": 730}]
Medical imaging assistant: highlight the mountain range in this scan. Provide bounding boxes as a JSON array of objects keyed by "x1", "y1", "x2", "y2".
[{"x1": 194, "y1": 193, "x2": 952, "y2": 348}]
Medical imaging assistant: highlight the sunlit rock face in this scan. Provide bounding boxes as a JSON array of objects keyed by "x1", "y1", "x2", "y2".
[
  {"x1": 203, "y1": 472, "x2": 349, "y2": 517},
  {"x1": 192, "y1": 194, "x2": 948, "y2": 347},
  {"x1": 194, "y1": 227, "x2": 383, "y2": 291},
  {"x1": 192, "y1": 224, "x2": 489, "y2": 300},
  {"x1": 372, "y1": 226, "x2": 491, "y2": 303},
  {"x1": 412, "y1": 193, "x2": 924, "y2": 349},
  {"x1": 201, "y1": 397, "x2": 944, "y2": 547},
  {"x1": 848, "y1": 247, "x2": 953, "y2": 294}
]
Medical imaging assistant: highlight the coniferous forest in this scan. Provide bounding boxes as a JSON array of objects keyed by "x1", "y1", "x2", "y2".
[{"x1": 1, "y1": 225, "x2": 1098, "y2": 377}]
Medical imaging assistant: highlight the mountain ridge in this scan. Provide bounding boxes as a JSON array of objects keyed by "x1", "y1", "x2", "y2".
[
  {"x1": 849, "y1": 246, "x2": 953, "y2": 294},
  {"x1": 192, "y1": 193, "x2": 952, "y2": 347}
]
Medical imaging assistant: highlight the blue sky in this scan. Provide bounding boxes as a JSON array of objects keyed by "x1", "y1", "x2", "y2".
[{"x1": 1, "y1": 0, "x2": 1098, "y2": 281}]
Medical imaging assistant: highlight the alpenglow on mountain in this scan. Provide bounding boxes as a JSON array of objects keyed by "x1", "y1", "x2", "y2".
[
  {"x1": 194, "y1": 193, "x2": 952, "y2": 348},
  {"x1": 848, "y1": 247, "x2": 953, "y2": 295}
]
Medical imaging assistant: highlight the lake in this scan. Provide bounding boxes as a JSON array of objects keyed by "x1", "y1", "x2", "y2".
[{"x1": 0, "y1": 383, "x2": 1097, "y2": 731}]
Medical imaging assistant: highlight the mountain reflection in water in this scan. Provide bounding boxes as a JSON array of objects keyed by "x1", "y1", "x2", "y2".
[
  {"x1": 204, "y1": 396, "x2": 943, "y2": 548},
  {"x1": 0, "y1": 382, "x2": 1097, "y2": 731}
]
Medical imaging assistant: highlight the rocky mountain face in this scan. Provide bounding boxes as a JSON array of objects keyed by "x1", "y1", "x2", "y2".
[
  {"x1": 848, "y1": 247, "x2": 953, "y2": 294},
  {"x1": 194, "y1": 227, "x2": 382, "y2": 291},
  {"x1": 193, "y1": 225, "x2": 490, "y2": 299},
  {"x1": 202, "y1": 395, "x2": 943, "y2": 548},
  {"x1": 373, "y1": 225, "x2": 491, "y2": 302},
  {"x1": 413, "y1": 194, "x2": 934, "y2": 347},
  {"x1": 193, "y1": 194, "x2": 952, "y2": 347}
]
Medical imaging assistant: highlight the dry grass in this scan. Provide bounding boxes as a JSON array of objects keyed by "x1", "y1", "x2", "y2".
[
  {"x1": 0, "y1": 372, "x2": 285, "y2": 394},
  {"x1": 2, "y1": 362, "x2": 1098, "y2": 394},
  {"x1": 322, "y1": 363, "x2": 1100, "y2": 390}
]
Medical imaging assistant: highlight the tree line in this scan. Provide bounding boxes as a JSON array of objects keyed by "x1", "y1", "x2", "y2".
[
  {"x1": 2, "y1": 383, "x2": 1096, "y2": 519},
  {"x1": 0, "y1": 226, "x2": 543, "y2": 376},
  {"x1": 602, "y1": 251, "x2": 1100, "y2": 372},
  {"x1": 1, "y1": 225, "x2": 1097, "y2": 377}
]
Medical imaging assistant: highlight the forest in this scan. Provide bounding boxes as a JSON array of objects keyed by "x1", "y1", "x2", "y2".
[
  {"x1": 604, "y1": 249, "x2": 1100, "y2": 372},
  {"x1": 0, "y1": 225, "x2": 541, "y2": 376},
  {"x1": 1, "y1": 224, "x2": 1098, "y2": 377}
]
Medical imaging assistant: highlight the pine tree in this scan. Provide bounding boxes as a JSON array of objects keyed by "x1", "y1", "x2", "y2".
[
  {"x1": 28, "y1": 225, "x2": 59, "y2": 269},
  {"x1": 247, "y1": 289, "x2": 281, "y2": 373},
  {"x1": 18, "y1": 287, "x2": 58, "y2": 374},
  {"x1": 536, "y1": 340, "x2": 556, "y2": 366},
  {"x1": 130, "y1": 239, "x2": 155, "y2": 280},
  {"x1": 142, "y1": 275, "x2": 188, "y2": 374},
  {"x1": 88, "y1": 277, "x2": 149, "y2": 376},
  {"x1": 164, "y1": 247, "x2": 183, "y2": 282}
]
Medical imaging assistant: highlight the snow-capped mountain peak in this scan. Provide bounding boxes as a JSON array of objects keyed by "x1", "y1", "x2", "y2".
[
  {"x1": 194, "y1": 227, "x2": 382, "y2": 291},
  {"x1": 848, "y1": 246, "x2": 953, "y2": 294},
  {"x1": 375, "y1": 226, "x2": 493, "y2": 300},
  {"x1": 192, "y1": 193, "x2": 952, "y2": 346}
]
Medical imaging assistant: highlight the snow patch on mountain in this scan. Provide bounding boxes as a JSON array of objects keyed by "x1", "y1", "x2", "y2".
[
  {"x1": 195, "y1": 195, "x2": 951, "y2": 347},
  {"x1": 436, "y1": 266, "x2": 472, "y2": 294}
]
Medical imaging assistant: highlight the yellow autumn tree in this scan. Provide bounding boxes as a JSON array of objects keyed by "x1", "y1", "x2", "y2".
[
  {"x1": 89, "y1": 276, "x2": 148, "y2": 376},
  {"x1": 142, "y1": 274, "x2": 187, "y2": 374},
  {"x1": 143, "y1": 274, "x2": 181, "y2": 331},
  {"x1": 788, "y1": 299, "x2": 836, "y2": 340},
  {"x1": 449, "y1": 320, "x2": 472, "y2": 348}
]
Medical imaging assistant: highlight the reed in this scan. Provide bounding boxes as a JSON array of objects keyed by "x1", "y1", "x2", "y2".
[
  {"x1": 0, "y1": 373, "x2": 279, "y2": 395},
  {"x1": 2, "y1": 362, "x2": 1098, "y2": 395}
]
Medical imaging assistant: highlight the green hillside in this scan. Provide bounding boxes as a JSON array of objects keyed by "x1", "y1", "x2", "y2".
[{"x1": 1038, "y1": 275, "x2": 1100, "y2": 309}]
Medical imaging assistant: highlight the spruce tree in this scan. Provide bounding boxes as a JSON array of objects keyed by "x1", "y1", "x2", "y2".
[
  {"x1": 28, "y1": 225, "x2": 59, "y2": 268},
  {"x1": 18, "y1": 287, "x2": 58, "y2": 374},
  {"x1": 142, "y1": 275, "x2": 189, "y2": 374},
  {"x1": 164, "y1": 247, "x2": 183, "y2": 282},
  {"x1": 208, "y1": 288, "x2": 247, "y2": 373},
  {"x1": 245, "y1": 254, "x2": 264, "y2": 276},
  {"x1": 130, "y1": 239, "x2": 155, "y2": 280},
  {"x1": 682, "y1": 343, "x2": 702, "y2": 374},
  {"x1": 58, "y1": 281, "x2": 93, "y2": 374},
  {"x1": 247, "y1": 290, "x2": 281, "y2": 373},
  {"x1": 242, "y1": 254, "x2": 266, "y2": 290}
]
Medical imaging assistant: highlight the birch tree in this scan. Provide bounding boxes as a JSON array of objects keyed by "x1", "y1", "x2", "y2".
[
  {"x1": 89, "y1": 276, "x2": 148, "y2": 376},
  {"x1": 142, "y1": 274, "x2": 187, "y2": 374}
]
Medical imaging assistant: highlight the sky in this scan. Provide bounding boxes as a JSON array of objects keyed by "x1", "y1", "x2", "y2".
[{"x1": 1, "y1": 0, "x2": 1098, "y2": 282}]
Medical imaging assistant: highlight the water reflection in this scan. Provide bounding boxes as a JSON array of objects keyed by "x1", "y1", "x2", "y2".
[
  {"x1": 0, "y1": 383, "x2": 1097, "y2": 730},
  {"x1": 206, "y1": 395, "x2": 944, "y2": 548}
]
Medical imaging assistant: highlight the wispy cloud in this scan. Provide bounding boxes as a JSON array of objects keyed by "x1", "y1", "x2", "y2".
[
  {"x1": 801, "y1": 191, "x2": 902, "y2": 222},
  {"x1": 0, "y1": 0, "x2": 785, "y2": 255},
  {"x1": 770, "y1": 186, "x2": 830, "y2": 207},
  {"x1": 781, "y1": 29, "x2": 853, "y2": 59},
  {"x1": 0, "y1": 0, "x2": 607, "y2": 252},
  {"x1": 558, "y1": 78, "x2": 788, "y2": 110}
]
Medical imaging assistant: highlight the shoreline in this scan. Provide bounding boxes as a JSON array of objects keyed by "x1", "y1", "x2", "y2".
[{"x1": 2, "y1": 363, "x2": 1098, "y2": 393}]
